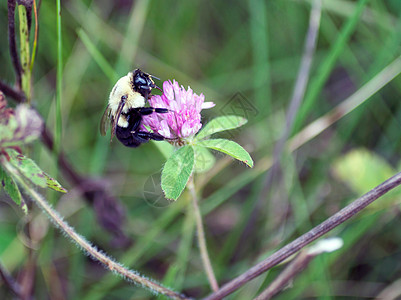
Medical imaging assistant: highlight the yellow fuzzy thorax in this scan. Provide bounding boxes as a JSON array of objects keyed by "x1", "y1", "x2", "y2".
[{"x1": 108, "y1": 72, "x2": 145, "y2": 128}]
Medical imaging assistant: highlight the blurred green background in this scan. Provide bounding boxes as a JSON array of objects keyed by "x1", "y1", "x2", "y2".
[{"x1": 2, "y1": 0, "x2": 401, "y2": 299}]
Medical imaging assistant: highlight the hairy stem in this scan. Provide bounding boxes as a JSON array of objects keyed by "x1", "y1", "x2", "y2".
[
  {"x1": 1, "y1": 159, "x2": 189, "y2": 300},
  {"x1": 204, "y1": 171, "x2": 401, "y2": 300},
  {"x1": 188, "y1": 176, "x2": 219, "y2": 292}
]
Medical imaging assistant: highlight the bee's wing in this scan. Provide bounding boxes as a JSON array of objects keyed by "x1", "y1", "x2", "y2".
[
  {"x1": 100, "y1": 105, "x2": 112, "y2": 136},
  {"x1": 110, "y1": 101, "x2": 125, "y2": 142}
]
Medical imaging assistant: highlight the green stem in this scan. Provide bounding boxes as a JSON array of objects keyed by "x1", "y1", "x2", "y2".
[
  {"x1": 1, "y1": 159, "x2": 189, "y2": 300},
  {"x1": 18, "y1": 4, "x2": 31, "y2": 102},
  {"x1": 188, "y1": 176, "x2": 219, "y2": 292},
  {"x1": 30, "y1": 0, "x2": 38, "y2": 72},
  {"x1": 55, "y1": 0, "x2": 63, "y2": 156}
]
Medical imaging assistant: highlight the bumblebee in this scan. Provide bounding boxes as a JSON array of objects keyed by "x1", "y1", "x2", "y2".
[{"x1": 100, "y1": 69, "x2": 168, "y2": 147}]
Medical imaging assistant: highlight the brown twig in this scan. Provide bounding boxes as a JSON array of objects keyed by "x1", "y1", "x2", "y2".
[
  {"x1": 0, "y1": 80, "x2": 26, "y2": 102},
  {"x1": 204, "y1": 171, "x2": 401, "y2": 300},
  {"x1": 254, "y1": 238, "x2": 342, "y2": 300},
  {"x1": 253, "y1": 252, "x2": 313, "y2": 300},
  {"x1": 18, "y1": 249, "x2": 35, "y2": 300},
  {"x1": 0, "y1": 260, "x2": 23, "y2": 299}
]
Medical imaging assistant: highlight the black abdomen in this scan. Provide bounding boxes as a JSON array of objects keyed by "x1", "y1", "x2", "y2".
[
  {"x1": 116, "y1": 125, "x2": 142, "y2": 147},
  {"x1": 115, "y1": 109, "x2": 166, "y2": 148}
]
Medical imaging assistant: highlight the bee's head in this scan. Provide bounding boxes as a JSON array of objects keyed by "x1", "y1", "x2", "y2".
[{"x1": 131, "y1": 69, "x2": 159, "y2": 99}]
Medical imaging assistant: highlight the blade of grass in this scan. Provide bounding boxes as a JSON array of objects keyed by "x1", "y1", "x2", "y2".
[
  {"x1": 319, "y1": 12, "x2": 401, "y2": 162},
  {"x1": 292, "y1": 0, "x2": 370, "y2": 133},
  {"x1": 76, "y1": 28, "x2": 119, "y2": 176},
  {"x1": 215, "y1": 177, "x2": 263, "y2": 270},
  {"x1": 77, "y1": 29, "x2": 118, "y2": 83},
  {"x1": 259, "y1": 0, "x2": 322, "y2": 238},
  {"x1": 307, "y1": 0, "x2": 395, "y2": 31},
  {"x1": 160, "y1": 203, "x2": 195, "y2": 295},
  {"x1": 115, "y1": 0, "x2": 150, "y2": 73},
  {"x1": 55, "y1": 0, "x2": 63, "y2": 158},
  {"x1": 289, "y1": 55, "x2": 401, "y2": 151},
  {"x1": 249, "y1": 0, "x2": 271, "y2": 113},
  {"x1": 29, "y1": 0, "x2": 38, "y2": 72}
]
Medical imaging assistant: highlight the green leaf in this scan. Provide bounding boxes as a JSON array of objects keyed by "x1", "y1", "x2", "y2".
[
  {"x1": 7, "y1": 149, "x2": 47, "y2": 188},
  {"x1": 332, "y1": 148, "x2": 394, "y2": 194},
  {"x1": 77, "y1": 29, "x2": 119, "y2": 82},
  {"x1": 196, "y1": 116, "x2": 248, "y2": 140},
  {"x1": 44, "y1": 173, "x2": 68, "y2": 193},
  {"x1": 6, "y1": 149, "x2": 67, "y2": 193},
  {"x1": 1, "y1": 166, "x2": 22, "y2": 205},
  {"x1": 0, "y1": 166, "x2": 27, "y2": 214},
  {"x1": 197, "y1": 139, "x2": 254, "y2": 168},
  {"x1": 193, "y1": 146, "x2": 215, "y2": 173},
  {"x1": 332, "y1": 148, "x2": 399, "y2": 211},
  {"x1": 161, "y1": 146, "x2": 194, "y2": 200}
]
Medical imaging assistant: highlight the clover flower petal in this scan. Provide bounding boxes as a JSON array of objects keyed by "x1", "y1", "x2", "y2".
[{"x1": 141, "y1": 80, "x2": 215, "y2": 142}]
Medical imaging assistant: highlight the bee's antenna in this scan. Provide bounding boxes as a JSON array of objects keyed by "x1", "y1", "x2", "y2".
[{"x1": 150, "y1": 74, "x2": 160, "y2": 81}]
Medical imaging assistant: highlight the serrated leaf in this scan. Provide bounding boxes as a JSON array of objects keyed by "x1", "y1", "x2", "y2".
[
  {"x1": 6, "y1": 149, "x2": 67, "y2": 193},
  {"x1": 193, "y1": 146, "x2": 215, "y2": 173},
  {"x1": 7, "y1": 149, "x2": 47, "y2": 188},
  {"x1": 161, "y1": 146, "x2": 194, "y2": 200},
  {"x1": 44, "y1": 173, "x2": 67, "y2": 193},
  {"x1": 0, "y1": 166, "x2": 27, "y2": 213},
  {"x1": 0, "y1": 104, "x2": 43, "y2": 148},
  {"x1": 197, "y1": 139, "x2": 254, "y2": 167},
  {"x1": 196, "y1": 116, "x2": 247, "y2": 140}
]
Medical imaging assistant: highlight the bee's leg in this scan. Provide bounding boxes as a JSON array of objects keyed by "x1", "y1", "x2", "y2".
[
  {"x1": 154, "y1": 108, "x2": 169, "y2": 114},
  {"x1": 135, "y1": 107, "x2": 169, "y2": 115},
  {"x1": 125, "y1": 114, "x2": 142, "y2": 131},
  {"x1": 135, "y1": 131, "x2": 166, "y2": 141}
]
